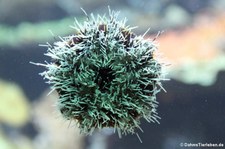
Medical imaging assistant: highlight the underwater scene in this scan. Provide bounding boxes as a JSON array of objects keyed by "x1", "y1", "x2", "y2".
[{"x1": 0, "y1": 0, "x2": 225, "y2": 149}]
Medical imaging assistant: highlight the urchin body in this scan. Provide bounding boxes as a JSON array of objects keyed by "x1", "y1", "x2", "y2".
[{"x1": 38, "y1": 10, "x2": 164, "y2": 136}]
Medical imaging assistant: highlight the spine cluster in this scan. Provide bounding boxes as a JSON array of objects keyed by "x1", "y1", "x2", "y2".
[{"x1": 36, "y1": 9, "x2": 166, "y2": 137}]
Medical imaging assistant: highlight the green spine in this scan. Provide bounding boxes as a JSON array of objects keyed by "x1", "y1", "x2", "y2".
[{"x1": 38, "y1": 9, "x2": 165, "y2": 136}]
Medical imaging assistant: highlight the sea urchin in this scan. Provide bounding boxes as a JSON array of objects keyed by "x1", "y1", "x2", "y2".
[{"x1": 33, "y1": 9, "x2": 166, "y2": 137}]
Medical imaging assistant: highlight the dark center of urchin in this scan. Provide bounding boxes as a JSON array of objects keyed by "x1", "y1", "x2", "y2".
[{"x1": 94, "y1": 67, "x2": 115, "y2": 92}]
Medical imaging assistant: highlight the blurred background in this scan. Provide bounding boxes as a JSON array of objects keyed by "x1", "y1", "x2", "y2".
[{"x1": 0, "y1": 0, "x2": 225, "y2": 149}]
